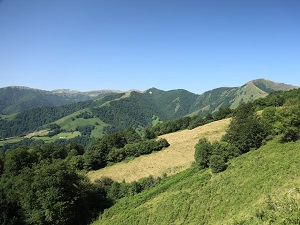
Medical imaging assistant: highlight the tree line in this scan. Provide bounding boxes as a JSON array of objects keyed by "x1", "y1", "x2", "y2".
[
  {"x1": 0, "y1": 101, "x2": 94, "y2": 139},
  {"x1": 0, "y1": 93, "x2": 123, "y2": 139},
  {"x1": 0, "y1": 125, "x2": 170, "y2": 225},
  {"x1": 83, "y1": 127, "x2": 169, "y2": 170},
  {"x1": 149, "y1": 106, "x2": 232, "y2": 137},
  {"x1": 194, "y1": 88, "x2": 300, "y2": 173}
]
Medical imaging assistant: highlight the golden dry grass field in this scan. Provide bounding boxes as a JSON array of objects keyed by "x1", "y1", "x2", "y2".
[{"x1": 87, "y1": 118, "x2": 231, "y2": 183}]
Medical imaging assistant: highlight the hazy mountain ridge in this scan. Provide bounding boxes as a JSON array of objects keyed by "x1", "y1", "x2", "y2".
[
  {"x1": 0, "y1": 86, "x2": 123, "y2": 114},
  {"x1": 51, "y1": 88, "x2": 123, "y2": 97}
]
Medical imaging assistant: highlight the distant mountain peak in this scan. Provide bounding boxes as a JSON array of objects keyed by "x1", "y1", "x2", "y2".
[
  {"x1": 51, "y1": 89, "x2": 81, "y2": 94},
  {"x1": 250, "y1": 78, "x2": 270, "y2": 82},
  {"x1": 247, "y1": 78, "x2": 298, "y2": 94},
  {"x1": 6, "y1": 86, "x2": 46, "y2": 92}
]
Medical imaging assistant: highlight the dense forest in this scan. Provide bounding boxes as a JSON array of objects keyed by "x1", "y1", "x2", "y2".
[
  {"x1": 0, "y1": 93, "x2": 123, "y2": 139},
  {"x1": 0, "y1": 125, "x2": 170, "y2": 225},
  {"x1": 0, "y1": 88, "x2": 299, "y2": 224},
  {"x1": 0, "y1": 86, "x2": 122, "y2": 114},
  {"x1": 0, "y1": 87, "x2": 79, "y2": 114}
]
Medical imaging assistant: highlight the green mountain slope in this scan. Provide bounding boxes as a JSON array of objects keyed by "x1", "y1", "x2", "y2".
[
  {"x1": 192, "y1": 78, "x2": 297, "y2": 116},
  {"x1": 93, "y1": 139, "x2": 300, "y2": 225},
  {"x1": 90, "y1": 79, "x2": 296, "y2": 132},
  {"x1": 0, "y1": 79, "x2": 297, "y2": 139},
  {"x1": 0, "y1": 93, "x2": 124, "y2": 139},
  {"x1": 90, "y1": 89, "x2": 199, "y2": 133},
  {"x1": 0, "y1": 86, "x2": 122, "y2": 114}
]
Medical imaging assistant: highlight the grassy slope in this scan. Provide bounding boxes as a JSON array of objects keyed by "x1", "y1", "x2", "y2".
[
  {"x1": 230, "y1": 81, "x2": 268, "y2": 109},
  {"x1": 93, "y1": 139, "x2": 300, "y2": 225},
  {"x1": 54, "y1": 108, "x2": 109, "y2": 137},
  {"x1": 87, "y1": 118, "x2": 230, "y2": 183}
]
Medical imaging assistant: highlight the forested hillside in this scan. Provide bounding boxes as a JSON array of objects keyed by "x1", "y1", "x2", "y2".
[
  {"x1": 0, "y1": 86, "x2": 299, "y2": 225},
  {"x1": 0, "y1": 79, "x2": 294, "y2": 142},
  {"x1": 0, "y1": 86, "x2": 122, "y2": 114},
  {"x1": 191, "y1": 78, "x2": 296, "y2": 115},
  {"x1": 92, "y1": 86, "x2": 300, "y2": 225},
  {"x1": 0, "y1": 93, "x2": 124, "y2": 140}
]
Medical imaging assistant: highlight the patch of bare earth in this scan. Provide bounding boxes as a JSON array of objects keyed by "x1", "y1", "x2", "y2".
[{"x1": 87, "y1": 118, "x2": 231, "y2": 183}]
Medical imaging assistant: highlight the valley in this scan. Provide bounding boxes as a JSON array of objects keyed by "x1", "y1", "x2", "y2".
[{"x1": 0, "y1": 80, "x2": 299, "y2": 225}]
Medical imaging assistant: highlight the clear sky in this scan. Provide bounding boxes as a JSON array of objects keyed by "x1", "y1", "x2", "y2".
[{"x1": 0, "y1": 0, "x2": 299, "y2": 94}]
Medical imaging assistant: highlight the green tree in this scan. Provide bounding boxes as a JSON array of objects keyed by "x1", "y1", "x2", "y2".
[
  {"x1": 213, "y1": 106, "x2": 232, "y2": 120},
  {"x1": 188, "y1": 116, "x2": 204, "y2": 129},
  {"x1": 205, "y1": 113, "x2": 214, "y2": 122},
  {"x1": 84, "y1": 139, "x2": 110, "y2": 170},
  {"x1": 123, "y1": 127, "x2": 141, "y2": 143},
  {"x1": 107, "y1": 182, "x2": 123, "y2": 202},
  {"x1": 194, "y1": 138, "x2": 212, "y2": 169},
  {"x1": 278, "y1": 99, "x2": 300, "y2": 142},
  {"x1": 261, "y1": 106, "x2": 278, "y2": 136},
  {"x1": 4, "y1": 147, "x2": 37, "y2": 175},
  {"x1": 209, "y1": 154, "x2": 226, "y2": 173},
  {"x1": 0, "y1": 151, "x2": 4, "y2": 176},
  {"x1": 143, "y1": 127, "x2": 156, "y2": 139},
  {"x1": 226, "y1": 103, "x2": 266, "y2": 153},
  {"x1": 262, "y1": 99, "x2": 300, "y2": 142},
  {"x1": 0, "y1": 177, "x2": 23, "y2": 225},
  {"x1": 13, "y1": 160, "x2": 104, "y2": 225},
  {"x1": 211, "y1": 141, "x2": 227, "y2": 157}
]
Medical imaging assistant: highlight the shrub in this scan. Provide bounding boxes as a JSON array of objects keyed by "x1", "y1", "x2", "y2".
[
  {"x1": 194, "y1": 138, "x2": 212, "y2": 169},
  {"x1": 209, "y1": 154, "x2": 226, "y2": 173}
]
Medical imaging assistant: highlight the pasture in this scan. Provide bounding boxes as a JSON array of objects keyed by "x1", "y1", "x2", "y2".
[{"x1": 88, "y1": 118, "x2": 231, "y2": 182}]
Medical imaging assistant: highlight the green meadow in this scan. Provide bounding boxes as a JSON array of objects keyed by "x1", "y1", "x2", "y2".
[{"x1": 93, "y1": 139, "x2": 300, "y2": 225}]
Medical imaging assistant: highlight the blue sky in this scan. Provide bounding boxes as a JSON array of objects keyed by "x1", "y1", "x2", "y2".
[{"x1": 0, "y1": 0, "x2": 299, "y2": 94}]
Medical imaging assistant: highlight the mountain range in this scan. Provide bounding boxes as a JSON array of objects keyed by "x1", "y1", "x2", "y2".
[
  {"x1": 0, "y1": 78, "x2": 296, "y2": 115},
  {"x1": 0, "y1": 78, "x2": 297, "y2": 139},
  {"x1": 0, "y1": 86, "x2": 122, "y2": 115}
]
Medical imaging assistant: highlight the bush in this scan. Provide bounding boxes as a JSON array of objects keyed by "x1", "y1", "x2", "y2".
[
  {"x1": 209, "y1": 154, "x2": 226, "y2": 173},
  {"x1": 194, "y1": 138, "x2": 212, "y2": 169},
  {"x1": 226, "y1": 103, "x2": 267, "y2": 153},
  {"x1": 107, "y1": 139, "x2": 169, "y2": 163}
]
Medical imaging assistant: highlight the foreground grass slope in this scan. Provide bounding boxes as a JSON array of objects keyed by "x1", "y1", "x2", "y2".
[
  {"x1": 88, "y1": 118, "x2": 230, "y2": 182},
  {"x1": 93, "y1": 139, "x2": 300, "y2": 225}
]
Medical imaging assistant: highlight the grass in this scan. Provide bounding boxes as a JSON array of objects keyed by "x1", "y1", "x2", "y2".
[
  {"x1": 0, "y1": 111, "x2": 108, "y2": 146},
  {"x1": 54, "y1": 109, "x2": 108, "y2": 138},
  {"x1": 92, "y1": 139, "x2": 300, "y2": 225},
  {"x1": 230, "y1": 82, "x2": 268, "y2": 108},
  {"x1": 0, "y1": 130, "x2": 82, "y2": 145},
  {"x1": 24, "y1": 129, "x2": 50, "y2": 138},
  {"x1": 0, "y1": 137, "x2": 23, "y2": 146},
  {"x1": 33, "y1": 131, "x2": 81, "y2": 143},
  {"x1": 0, "y1": 130, "x2": 50, "y2": 146},
  {"x1": 87, "y1": 118, "x2": 230, "y2": 183},
  {"x1": 0, "y1": 113, "x2": 17, "y2": 120},
  {"x1": 151, "y1": 115, "x2": 161, "y2": 126}
]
